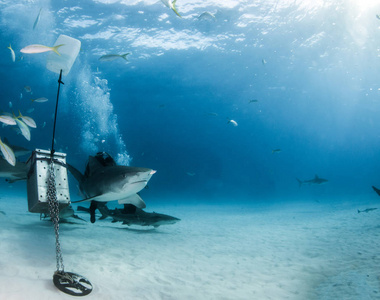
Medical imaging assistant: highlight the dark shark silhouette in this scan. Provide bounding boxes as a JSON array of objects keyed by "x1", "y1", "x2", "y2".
[
  {"x1": 296, "y1": 175, "x2": 328, "y2": 187},
  {"x1": 78, "y1": 204, "x2": 180, "y2": 228},
  {"x1": 0, "y1": 157, "x2": 28, "y2": 183}
]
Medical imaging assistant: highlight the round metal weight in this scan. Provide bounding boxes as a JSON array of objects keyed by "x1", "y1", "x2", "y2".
[{"x1": 53, "y1": 271, "x2": 93, "y2": 296}]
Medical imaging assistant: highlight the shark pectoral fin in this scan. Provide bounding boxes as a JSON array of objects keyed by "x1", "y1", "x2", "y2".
[
  {"x1": 72, "y1": 198, "x2": 91, "y2": 203},
  {"x1": 118, "y1": 194, "x2": 146, "y2": 209},
  {"x1": 72, "y1": 194, "x2": 103, "y2": 203}
]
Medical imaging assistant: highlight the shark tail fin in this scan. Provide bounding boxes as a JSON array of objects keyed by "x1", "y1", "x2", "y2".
[
  {"x1": 171, "y1": 0, "x2": 182, "y2": 17},
  {"x1": 296, "y1": 178, "x2": 303, "y2": 187}
]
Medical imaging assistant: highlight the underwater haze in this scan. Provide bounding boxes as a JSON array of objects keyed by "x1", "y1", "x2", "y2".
[{"x1": 1, "y1": 0, "x2": 380, "y2": 299}]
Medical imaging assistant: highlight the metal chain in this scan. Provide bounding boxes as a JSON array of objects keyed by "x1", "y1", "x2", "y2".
[{"x1": 47, "y1": 161, "x2": 65, "y2": 272}]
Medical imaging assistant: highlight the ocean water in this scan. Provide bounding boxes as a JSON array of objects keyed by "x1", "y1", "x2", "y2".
[{"x1": 1, "y1": 0, "x2": 380, "y2": 299}]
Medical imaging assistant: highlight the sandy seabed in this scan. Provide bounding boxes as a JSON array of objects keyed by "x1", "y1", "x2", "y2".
[{"x1": 0, "y1": 194, "x2": 380, "y2": 300}]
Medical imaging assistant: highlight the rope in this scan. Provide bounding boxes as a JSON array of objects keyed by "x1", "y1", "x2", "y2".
[{"x1": 48, "y1": 69, "x2": 65, "y2": 273}]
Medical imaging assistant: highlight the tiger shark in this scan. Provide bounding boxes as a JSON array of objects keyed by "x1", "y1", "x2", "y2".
[
  {"x1": 296, "y1": 175, "x2": 328, "y2": 187},
  {"x1": 67, "y1": 153, "x2": 156, "y2": 211}
]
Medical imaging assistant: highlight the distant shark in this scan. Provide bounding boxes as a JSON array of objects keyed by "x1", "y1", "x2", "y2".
[
  {"x1": 78, "y1": 204, "x2": 180, "y2": 228},
  {"x1": 296, "y1": 175, "x2": 328, "y2": 187},
  {"x1": 2, "y1": 138, "x2": 31, "y2": 158},
  {"x1": 0, "y1": 157, "x2": 28, "y2": 183},
  {"x1": 357, "y1": 208, "x2": 377, "y2": 214},
  {"x1": 67, "y1": 152, "x2": 156, "y2": 222}
]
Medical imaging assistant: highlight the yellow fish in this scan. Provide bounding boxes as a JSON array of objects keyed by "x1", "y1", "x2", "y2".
[
  {"x1": 0, "y1": 138, "x2": 15, "y2": 166},
  {"x1": 17, "y1": 111, "x2": 37, "y2": 128},
  {"x1": 8, "y1": 44, "x2": 15, "y2": 62},
  {"x1": 20, "y1": 44, "x2": 64, "y2": 56},
  {"x1": 0, "y1": 115, "x2": 16, "y2": 125},
  {"x1": 161, "y1": 0, "x2": 181, "y2": 18},
  {"x1": 14, "y1": 118, "x2": 31, "y2": 141},
  {"x1": 99, "y1": 53, "x2": 130, "y2": 62}
]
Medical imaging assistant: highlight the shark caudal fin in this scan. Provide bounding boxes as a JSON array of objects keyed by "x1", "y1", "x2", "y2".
[
  {"x1": 372, "y1": 186, "x2": 380, "y2": 197},
  {"x1": 296, "y1": 178, "x2": 303, "y2": 187}
]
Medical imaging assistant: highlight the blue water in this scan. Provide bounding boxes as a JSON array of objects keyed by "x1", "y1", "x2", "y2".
[
  {"x1": 2, "y1": 2, "x2": 380, "y2": 299},
  {"x1": 1, "y1": 2, "x2": 380, "y2": 202}
]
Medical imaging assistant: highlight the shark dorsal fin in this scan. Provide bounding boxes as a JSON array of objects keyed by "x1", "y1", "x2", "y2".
[
  {"x1": 315, "y1": 174, "x2": 319, "y2": 179},
  {"x1": 85, "y1": 156, "x2": 106, "y2": 176}
]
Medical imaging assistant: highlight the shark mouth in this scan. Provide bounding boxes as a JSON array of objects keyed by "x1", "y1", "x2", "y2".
[{"x1": 131, "y1": 180, "x2": 148, "y2": 185}]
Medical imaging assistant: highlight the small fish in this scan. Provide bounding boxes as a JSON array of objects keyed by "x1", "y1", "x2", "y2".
[
  {"x1": 186, "y1": 172, "x2": 196, "y2": 176},
  {"x1": 249, "y1": 99, "x2": 258, "y2": 103},
  {"x1": 14, "y1": 118, "x2": 31, "y2": 141},
  {"x1": 0, "y1": 137, "x2": 16, "y2": 166},
  {"x1": 0, "y1": 115, "x2": 16, "y2": 126},
  {"x1": 198, "y1": 12, "x2": 216, "y2": 21},
  {"x1": 358, "y1": 208, "x2": 377, "y2": 213},
  {"x1": 24, "y1": 86, "x2": 32, "y2": 93},
  {"x1": 161, "y1": 0, "x2": 181, "y2": 18},
  {"x1": 8, "y1": 44, "x2": 15, "y2": 62},
  {"x1": 262, "y1": 59, "x2": 267, "y2": 64},
  {"x1": 99, "y1": 53, "x2": 130, "y2": 62},
  {"x1": 8, "y1": 101, "x2": 12, "y2": 109},
  {"x1": 17, "y1": 111, "x2": 37, "y2": 128},
  {"x1": 31, "y1": 97, "x2": 48, "y2": 103},
  {"x1": 20, "y1": 44, "x2": 64, "y2": 56},
  {"x1": 26, "y1": 108, "x2": 34, "y2": 114},
  {"x1": 33, "y1": 8, "x2": 42, "y2": 30},
  {"x1": 227, "y1": 119, "x2": 238, "y2": 126},
  {"x1": 42, "y1": 121, "x2": 46, "y2": 128},
  {"x1": 272, "y1": 149, "x2": 281, "y2": 154}
]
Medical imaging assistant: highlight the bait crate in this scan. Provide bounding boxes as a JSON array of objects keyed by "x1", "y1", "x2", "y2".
[{"x1": 27, "y1": 149, "x2": 70, "y2": 213}]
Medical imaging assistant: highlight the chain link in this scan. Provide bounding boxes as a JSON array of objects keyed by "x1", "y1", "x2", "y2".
[{"x1": 47, "y1": 161, "x2": 65, "y2": 272}]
